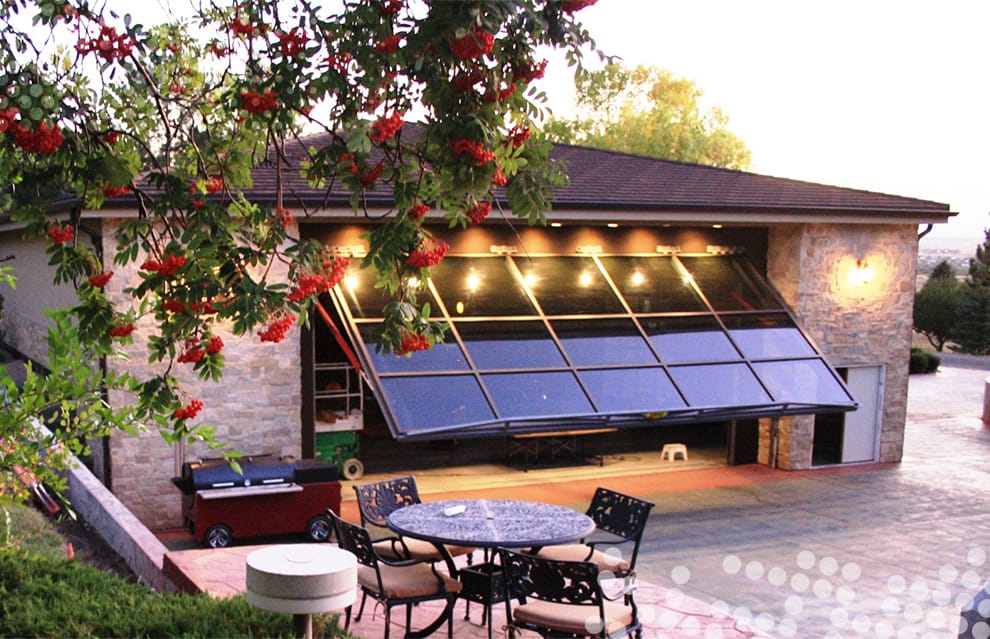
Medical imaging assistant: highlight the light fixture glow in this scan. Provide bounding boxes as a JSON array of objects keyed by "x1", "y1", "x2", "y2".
[
  {"x1": 550, "y1": 222, "x2": 563, "y2": 228},
  {"x1": 344, "y1": 274, "x2": 358, "y2": 290},
  {"x1": 455, "y1": 301, "x2": 465, "y2": 314},
  {"x1": 848, "y1": 260, "x2": 875, "y2": 286},
  {"x1": 407, "y1": 276, "x2": 421, "y2": 288},
  {"x1": 524, "y1": 272, "x2": 538, "y2": 287},
  {"x1": 467, "y1": 272, "x2": 480, "y2": 291},
  {"x1": 579, "y1": 271, "x2": 593, "y2": 286},
  {"x1": 607, "y1": 223, "x2": 619, "y2": 228},
  {"x1": 631, "y1": 271, "x2": 645, "y2": 286},
  {"x1": 712, "y1": 224, "x2": 723, "y2": 229}
]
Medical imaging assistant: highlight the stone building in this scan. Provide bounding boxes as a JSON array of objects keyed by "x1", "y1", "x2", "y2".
[{"x1": 0, "y1": 136, "x2": 953, "y2": 530}]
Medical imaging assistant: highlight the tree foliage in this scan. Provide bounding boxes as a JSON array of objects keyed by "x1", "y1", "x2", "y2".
[
  {"x1": 913, "y1": 260, "x2": 960, "y2": 351},
  {"x1": 542, "y1": 63, "x2": 751, "y2": 169},
  {"x1": 953, "y1": 229, "x2": 990, "y2": 354},
  {"x1": 0, "y1": 0, "x2": 600, "y2": 487}
]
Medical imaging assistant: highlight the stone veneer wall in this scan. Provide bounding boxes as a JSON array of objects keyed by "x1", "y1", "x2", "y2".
[
  {"x1": 100, "y1": 220, "x2": 302, "y2": 530},
  {"x1": 763, "y1": 223, "x2": 918, "y2": 469}
]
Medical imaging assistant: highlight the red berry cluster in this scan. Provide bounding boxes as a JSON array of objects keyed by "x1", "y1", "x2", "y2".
[
  {"x1": 377, "y1": 0, "x2": 404, "y2": 16},
  {"x1": 562, "y1": 0, "x2": 598, "y2": 13},
  {"x1": 512, "y1": 60, "x2": 547, "y2": 84},
  {"x1": 46, "y1": 224, "x2": 75, "y2": 245},
  {"x1": 286, "y1": 257, "x2": 350, "y2": 301},
  {"x1": 407, "y1": 203, "x2": 429, "y2": 219},
  {"x1": 0, "y1": 109, "x2": 18, "y2": 133},
  {"x1": 482, "y1": 83, "x2": 515, "y2": 104},
  {"x1": 10, "y1": 121, "x2": 64, "y2": 154},
  {"x1": 161, "y1": 300, "x2": 186, "y2": 313},
  {"x1": 75, "y1": 24, "x2": 135, "y2": 62},
  {"x1": 205, "y1": 176, "x2": 223, "y2": 193},
  {"x1": 101, "y1": 184, "x2": 130, "y2": 198},
  {"x1": 103, "y1": 131, "x2": 119, "y2": 145},
  {"x1": 395, "y1": 331, "x2": 430, "y2": 356},
  {"x1": 207, "y1": 336, "x2": 224, "y2": 354},
  {"x1": 450, "y1": 139, "x2": 494, "y2": 166},
  {"x1": 450, "y1": 27, "x2": 494, "y2": 60},
  {"x1": 190, "y1": 300, "x2": 219, "y2": 314},
  {"x1": 230, "y1": 17, "x2": 257, "y2": 36},
  {"x1": 275, "y1": 207, "x2": 293, "y2": 228},
  {"x1": 506, "y1": 125, "x2": 531, "y2": 149},
  {"x1": 88, "y1": 271, "x2": 114, "y2": 288},
  {"x1": 370, "y1": 112, "x2": 404, "y2": 143},
  {"x1": 209, "y1": 43, "x2": 230, "y2": 57},
  {"x1": 109, "y1": 323, "x2": 135, "y2": 338},
  {"x1": 258, "y1": 317, "x2": 295, "y2": 343},
  {"x1": 359, "y1": 162, "x2": 384, "y2": 187},
  {"x1": 278, "y1": 29, "x2": 307, "y2": 57},
  {"x1": 376, "y1": 34, "x2": 403, "y2": 54},
  {"x1": 141, "y1": 254, "x2": 187, "y2": 276},
  {"x1": 240, "y1": 90, "x2": 279, "y2": 115},
  {"x1": 173, "y1": 399, "x2": 204, "y2": 421},
  {"x1": 452, "y1": 71, "x2": 483, "y2": 92},
  {"x1": 405, "y1": 238, "x2": 449, "y2": 268},
  {"x1": 466, "y1": 201, "x2": 492, "y2": 224},
  {"x1": 491, "y1": 166, "x2": 507, "y2": 187},
  {"x1": 177, "y1": 343, "x2": 205, "y2": 364},
  {"x1": 327, "y1": 52, "x2": 352, "y2": 73}
]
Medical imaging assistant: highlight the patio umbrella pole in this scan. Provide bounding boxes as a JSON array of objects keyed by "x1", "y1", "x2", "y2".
[{"x1": 293, "y1": 613, "x2": 312, "y2": 639}]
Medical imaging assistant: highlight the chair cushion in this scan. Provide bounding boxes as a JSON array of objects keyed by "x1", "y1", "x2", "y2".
[
  {"x1": 374, "y1": 537, "x2": 474, "y2": 562},
  {"x1": 513, "y1": 599, "x2": 634, "y2": 636},
  {"x1": 536, "y1": 544, "x2": 631, "y2": 573},
  {"x1": 357, "y1": 563, "x2": 463, "y2": 600}
]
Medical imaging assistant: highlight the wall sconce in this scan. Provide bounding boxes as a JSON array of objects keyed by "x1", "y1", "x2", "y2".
[{"x1": 848, "y1": 260, "x2": 875, "y2": 286}]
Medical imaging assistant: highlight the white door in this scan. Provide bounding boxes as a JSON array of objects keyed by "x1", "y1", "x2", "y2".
[{"x1": 841, "y1": 365, "x2": 883, "y2": 463}]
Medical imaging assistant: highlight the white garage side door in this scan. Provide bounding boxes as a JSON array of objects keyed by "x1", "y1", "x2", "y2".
[{"x1": 841, "y1": 365, "x2": 884, "y2": 463}]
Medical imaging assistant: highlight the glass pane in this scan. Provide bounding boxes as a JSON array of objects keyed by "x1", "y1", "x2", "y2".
[
  {"x1": 753, "y1": 360, "x2": 854, "y2": 405},
  {"x1": 669, "y1": 363, "x2": 772, "y2": 407},
  {"x1": 599, "y1": 256, "x2": 708, "y2": 313},
  {"x1": 482, "y1": 372, "x2": 593, "y2": 419},
  {"x1": 724, "y1": 315, "x2": 817, "y2": 359},
  {"x1": 580, "y1": 368, "x2": 686, "y2": 413},
  {"x1": 678, "y1": 256, "x2": 783, "y2": 311},
  {"x1": 551, "y1": 318, "x2": 657, "y2": 366},
  {"x1": 335, "y1": 264, "x2": 400, "y2": 319},
  {"x1": 430, "y1": 256, "x2": 536, "y2": 317},
  {"x1": 641, "y1": 316, "x2": 740, "y2": 363},
  {"x1": 456, "y1": 320, "x2": 566, "y2": 369},
  {"x1": 379, "y1": 375, "x2": 495, "y2": 433},
  {"x1": 516, "y1": 256, "x2": 626, "y2": 315},
  {"x1": 357, "y1": 324, "x2": 467, "y2": 373}
]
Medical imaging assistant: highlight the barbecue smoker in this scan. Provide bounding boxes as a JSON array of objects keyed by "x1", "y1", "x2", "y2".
[{"x1": 172, "y1": 455, "x2": 341, "y2": 548}]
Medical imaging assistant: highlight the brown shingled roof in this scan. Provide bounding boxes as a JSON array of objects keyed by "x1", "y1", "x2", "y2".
[{"x1": 104, "y1": 129, "x2": 952, "y2": 221}]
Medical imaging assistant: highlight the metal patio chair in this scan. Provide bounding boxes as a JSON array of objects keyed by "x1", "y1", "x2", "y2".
[
  {"x1": 533, "y1": 486, "x2": 654, "y2": 581},
  {"x1": 352, "y1": 475, "x2": 474, "y2": 562},
  {"x1": 328, "y1": 509, "x2": 462, "y2": 639},
  {"x1": 499, "y1": 548, "x2": 641, "y2": 639}
]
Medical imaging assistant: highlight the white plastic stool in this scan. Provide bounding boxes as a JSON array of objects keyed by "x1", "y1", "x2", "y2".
[{"x1": 660, "y1": 443, "x2": 688, "y2": 461}]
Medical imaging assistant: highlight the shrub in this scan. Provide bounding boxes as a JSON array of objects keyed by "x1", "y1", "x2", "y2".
[{"x1": 909, "y1": 348, "x2": 941, "y2": 374}]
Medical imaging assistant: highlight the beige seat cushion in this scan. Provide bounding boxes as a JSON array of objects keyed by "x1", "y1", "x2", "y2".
[
  {"x1": 536, "y1": 543, "x2": 631, "y2": 573},
  {"x1": 373, "y1": 537, "x2": 474, "y2": 562},
  {"x1": 357, "y1": 563, "x2": 463, "y2": 600},
  {"x1": 513, "y1": 599, "x2": 634, "y2": 636}
]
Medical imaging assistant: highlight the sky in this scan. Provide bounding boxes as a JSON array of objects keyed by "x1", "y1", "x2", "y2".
[{"x1": 538, "y1": 0, "x2": 990, "y2": 247}]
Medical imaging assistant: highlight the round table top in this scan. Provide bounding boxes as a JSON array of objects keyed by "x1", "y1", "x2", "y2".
[{"x1": 386, "y1": 499, "x2": 595, "y2": 549}]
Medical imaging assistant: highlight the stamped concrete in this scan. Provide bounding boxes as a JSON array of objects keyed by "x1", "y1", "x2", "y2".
[{"x1": 162, "y1": 364, "x2": 990, "y2": 638}]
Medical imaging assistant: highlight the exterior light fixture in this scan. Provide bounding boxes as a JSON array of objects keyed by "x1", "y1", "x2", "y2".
[
  {"x1": 406, "y1": 276, "x2": 421, "y2": 289},
  {"x1": 455, "y1": 301, "x2": 465, "y2": 314},
  {"x1": 578, "y1": 271, "x2": 593, "y2": 286},
  {"x1": 712, "y1": 224, "x2": 723, "y2": 229},
  {"x1": 631, "y1": 271, "x2": 645, "y2": 286},
  {"x1": 849, "y1": 260, "x2": 875, "y2": 286},
  {"x1": 550, "y1": 222, "x2": 563, "y2": 228},
  {"x1": 467, "y1": 272, "x2": 480, "y2": 291},
  {"x1": 607, "y1": 223, "x2": 619, "y2": 228},
  {"x1": 524, "y1": 272, "x2": 538, "y2": 288},
  {"x1": 344, "y1": 274, "x2": 358, "y2": 290}
]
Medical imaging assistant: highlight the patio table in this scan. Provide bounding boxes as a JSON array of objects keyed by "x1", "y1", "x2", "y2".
[{"x1": 387, "y1": 499, "x2": 595, "y2": 639}]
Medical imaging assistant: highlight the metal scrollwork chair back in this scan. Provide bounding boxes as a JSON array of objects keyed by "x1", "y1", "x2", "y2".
[
  {"x1": 534, "y1": 487, "x2": 654, "y2": 580},
  {"x1": 352, "y1": 475, "x2": 474, "y2": 563},
  {"x1": 328, "y1": 509, "x2": 462, "y2": 639},
  {"x1": 499, "y1": 548, "x2": 641, "y2": 639}
]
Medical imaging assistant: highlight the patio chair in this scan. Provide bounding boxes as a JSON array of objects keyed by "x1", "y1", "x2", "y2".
[
  {"x1": 328, "y1": 509, "x2": 463, "y2": 639},
  {"x1": 499, "y1": 548, "x2": 641, "y2": 639},
  {"x1": 352, "y1": 475, "x2": 474, "y2": 562},
  {"x1": 533, "y1": 486, "x2": 654, "y2": 579}
]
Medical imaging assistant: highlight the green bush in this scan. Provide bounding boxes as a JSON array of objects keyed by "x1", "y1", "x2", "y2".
[
  {"x1": 909, "y1": 348, "x2": 941, "y2": 374},
  {"x1": 0, "y1": 549, "x2": 352, "y2": 638}
]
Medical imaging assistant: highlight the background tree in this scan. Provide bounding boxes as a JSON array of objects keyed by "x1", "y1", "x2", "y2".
[
  {"x1": 0, "y1": 0, "x2": 599, "y2": 497},
  {"x1": 542, "y1": 63, "x2": 751, "y2": 168},
  {"x1": 913, "y1": 259, "x2": 960, "y2": 351},
  {"x1": 952, "y1": 229, "x2": 990, "y2": 354}
]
